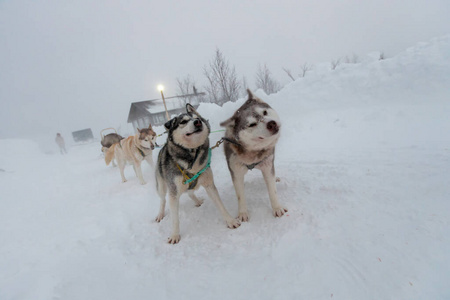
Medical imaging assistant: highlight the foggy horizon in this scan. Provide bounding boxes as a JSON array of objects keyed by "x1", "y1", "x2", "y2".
[{"x1": 1, "y1": 0, "x2": 449, "y2": 140}]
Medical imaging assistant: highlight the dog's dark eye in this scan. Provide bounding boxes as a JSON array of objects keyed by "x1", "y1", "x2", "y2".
[
  {"x1": 263, "y1": 110, "x2": 268, "y2": 116},
  {"x1": 180, "y1": 120, "x2": 188, "y2": 125},
  {"x1": 249, "y1": 123, "x2": 257, "y2": 128}
]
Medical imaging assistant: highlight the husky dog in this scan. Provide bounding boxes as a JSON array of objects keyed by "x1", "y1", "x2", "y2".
[
  {"x1": 155, "y1": 104, "x2": 240, "y2": 244},
  {"x1": 105, "y1": 125, "x2": 156, "y2": 184},
  {"x1": 220, "y1": 89, "x2": 287, "y2": 221}
]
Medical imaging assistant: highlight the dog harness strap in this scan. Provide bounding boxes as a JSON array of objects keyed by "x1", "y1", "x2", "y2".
[
  {"x1": 176, "y1": 164, "x2": 192, "y2": 182},
  {"x1": 246, "y1": 162, "x2": 259, "y2": 170},
  {"x1": 246, "y1": 155, "x2": 268, "y2": 170},
  {"x1": 211, "y1": 137, "x2": 242, "y2": 150},
  {"x1": 137, "y1": 147, "x2": 145, "y2": 157},
  {"x1": 222, "y1": 137, "x2": 241, "y2": 146},
  {"x1": 177, "y1": 148, "x2": 212, "y2": 185}
]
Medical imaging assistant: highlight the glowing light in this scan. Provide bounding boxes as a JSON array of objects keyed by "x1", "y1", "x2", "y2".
[{"x1": 157, "y1": 85, "x2": 164, "y2": 92}]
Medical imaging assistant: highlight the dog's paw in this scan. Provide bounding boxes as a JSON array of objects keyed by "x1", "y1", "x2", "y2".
[
  {"x1": 122, "y1": 179, "x2": 127, "y2": 183},
  {"x1": 167, "y1": 234, "x2": 181, "y2": 244},
  {"x1": 237, "y1": 212, "x2": 249, "y2": 222},
  {"x1": 226, "y1": 218, "x2": 241, "y2": 229},
  {"x1": 193, "y1": 198, "x2": 204, "y2": 207},
  {"x1": 140, "y1": 181, "x2": 147, "y2": 185},
  {"x1": 273, "y1": 207, "x2": 288, "y2": 217},
  {"x1": 155, "y1": 213, "x2": 165, "y2": 222}
]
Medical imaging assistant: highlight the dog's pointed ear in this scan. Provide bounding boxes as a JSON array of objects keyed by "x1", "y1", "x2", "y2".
[
  {"x1": 186, "y1": 103, "x2": 198, "y2": 115},
  {"x1": 137, "y1": 128, "x2": 141, "y2": 133},
  {"x1": 220, "y1": 116, "x2": 235, "y2": 128},
  {"x1": 246, "y1": 89, "x2": 264, "y2": 103},
  {"x1": 164, "y1": 119, "x2": 175, "y2": 130},
  {"x1": 148, "y1": 123, "x2": 153, "y2": 129},
  {"x1": 247, "y1": 89, "x2": 254, "y2": 100}
]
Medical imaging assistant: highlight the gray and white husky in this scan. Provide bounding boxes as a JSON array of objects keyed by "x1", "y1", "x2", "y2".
[
  {"x1": 155, "y1": 104, "x2": 240, "y2": 244},
  {"x1": 220, "y1": 89, "x2": 287, "y2": 221}
]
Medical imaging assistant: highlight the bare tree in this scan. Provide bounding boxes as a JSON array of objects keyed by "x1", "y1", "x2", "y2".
[
  {"x1": 331, "y1": 57, "x2": 342, "y2": 70},
  {"x1": 282, "y1": 67, "x2": 296, "y2": 81},
  {"x1": 255, "y1": 63, "x2": 281, "y2": 95},
  {"x1": 176, "y1": 75, "x2": 196, "y2": 105},
  {"x1": 300, "y1": 63, "x2": 311, "y2": 77},
  {"x1": 344, "y1": 54, "x2": 359, "y2": 64},
  {"x1": 203, "y1": 48, "x2": 240, "y2": 106}
]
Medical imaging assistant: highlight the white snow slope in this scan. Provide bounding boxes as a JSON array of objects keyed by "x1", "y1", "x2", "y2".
[{"x1": 1, "y1": 36, "x2": 450, "y2": 300}]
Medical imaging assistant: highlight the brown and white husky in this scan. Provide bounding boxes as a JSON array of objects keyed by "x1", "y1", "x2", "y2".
[{"x1": 105, "y1": 125, "x2": 156, "y2": 185}]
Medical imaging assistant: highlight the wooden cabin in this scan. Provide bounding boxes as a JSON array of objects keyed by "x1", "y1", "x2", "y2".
[{"x1": 127, "y1": 92, "x2": 204, "y2": 131}]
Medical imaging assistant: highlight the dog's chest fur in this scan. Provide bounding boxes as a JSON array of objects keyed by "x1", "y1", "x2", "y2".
[
  {"x1": 225, "y1": 142, "x2": 274, "y2": 167},
  {"x1": 169, "y1": 142, "x2": 209, "y2": 172}
]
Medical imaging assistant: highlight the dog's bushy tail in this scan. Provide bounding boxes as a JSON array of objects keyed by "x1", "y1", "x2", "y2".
[{"x1": 105, "y1": 144, "x2": 116, "y2": 165}]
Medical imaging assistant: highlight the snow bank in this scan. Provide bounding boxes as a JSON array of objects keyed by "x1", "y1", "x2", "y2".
[{"x1": 270, "y1": 35, "x2": 450, "y2": 150}]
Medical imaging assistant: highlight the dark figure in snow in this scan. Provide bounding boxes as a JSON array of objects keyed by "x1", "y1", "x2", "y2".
[{"x1": 55, "y1": 133, "x2": 67, "y2": 154}]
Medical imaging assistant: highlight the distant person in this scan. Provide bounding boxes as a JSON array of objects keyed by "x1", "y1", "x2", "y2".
[{"x1": 55, "y1": 133, "x2": 67, "y2": 154}]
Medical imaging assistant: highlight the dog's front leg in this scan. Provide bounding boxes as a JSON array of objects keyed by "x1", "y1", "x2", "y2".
[
  {"x1": 261, "y1": 165, "x2": 287, "y2": 217},
  {"x1": 168, "y1": 193, "x2": 181, "y2": 244},
  {"x1": 146, "y1": 156, "x2": 155, "y2": 168},
  {"x1": 133, "y1": 161, "x2": 146, "y2": 185},
  {"x1": 230, "y1": 167, "x2": 249, "y2": 222},
  {"x1": 155, "y1": 176, "x2": 167, "y2": 222}
]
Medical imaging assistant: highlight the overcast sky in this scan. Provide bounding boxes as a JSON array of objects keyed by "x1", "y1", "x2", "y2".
[{"x1": 1, "y1": 0, "x2": 449, "y2": 140}]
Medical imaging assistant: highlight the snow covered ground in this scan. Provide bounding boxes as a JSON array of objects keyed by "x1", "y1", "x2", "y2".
[{"x1": 1, "y1": 36, "x2": 450, "y2": 299}]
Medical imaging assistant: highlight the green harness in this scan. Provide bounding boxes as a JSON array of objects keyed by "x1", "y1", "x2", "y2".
[{"x1": 176, "y1": 148, "x2": 212, "y2": 186}]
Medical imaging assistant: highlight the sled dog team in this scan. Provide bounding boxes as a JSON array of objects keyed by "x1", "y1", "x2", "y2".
[{"x1": 104, "y1": 90, "x2": 287, "y2": 243}]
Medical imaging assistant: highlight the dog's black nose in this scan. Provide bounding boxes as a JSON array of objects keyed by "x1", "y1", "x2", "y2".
[
  {"x1": 267, "y1": 120, "x2": 279, "y2": 134},
  {"x1": 193, "y1": 119, "x2": 202, "y2": 127}
]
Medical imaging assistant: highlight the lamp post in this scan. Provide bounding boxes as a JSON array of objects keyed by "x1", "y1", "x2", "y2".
[{"x1": 158, "y1": 85, "x2": 170, "y2": 121}]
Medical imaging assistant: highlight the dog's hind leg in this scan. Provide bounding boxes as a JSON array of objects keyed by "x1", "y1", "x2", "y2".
[
  {"x1": 203, "y1": 172, "x2": 240, "y2": 229},
  {"x1": 188, "y1": 191, "x2": 203, "y2": 207}
]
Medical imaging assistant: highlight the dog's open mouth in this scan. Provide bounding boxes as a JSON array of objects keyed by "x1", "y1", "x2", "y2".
[{"x1": 186, "y1": 128, "x2": 203, "y2": 136}]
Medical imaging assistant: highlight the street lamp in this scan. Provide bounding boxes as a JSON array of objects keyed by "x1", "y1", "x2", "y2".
[{"x1": 158, "y1": 85, "x2": 170, "y2": 121}]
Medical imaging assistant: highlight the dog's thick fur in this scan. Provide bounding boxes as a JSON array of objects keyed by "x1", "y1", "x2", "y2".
[
  {"x1": 220, "y1": 89, "x2": 287, "y2": 221},
  {"x1": 101, "y1": 133, "x2": 124, "y2": 167},
  {"x1": 105, "y1": 125, "x2": 156, "y2": 184},
  {"x1": 155, "y1": 104, "x2": 240, "y2": 244},
  {"x1": 101, "y1": 133, "x2": 124, "y2": 149}
]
